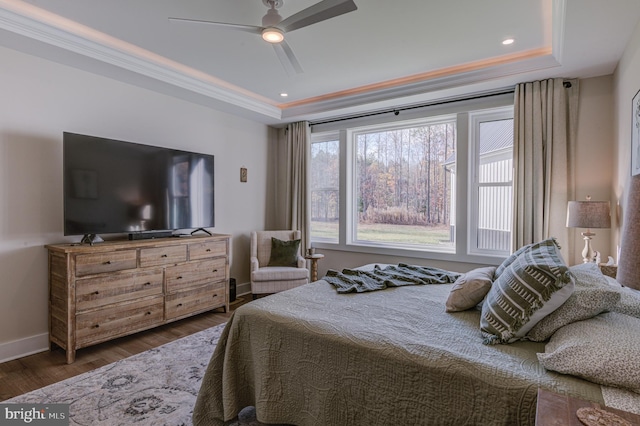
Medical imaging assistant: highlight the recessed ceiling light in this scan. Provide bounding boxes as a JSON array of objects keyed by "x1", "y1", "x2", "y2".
[
  {"x1": 280, "y1": 93, "x2": 288, "y2": 97},
  {"x1": 502, "y1": 38, "x2": 515, "y2": 45}
]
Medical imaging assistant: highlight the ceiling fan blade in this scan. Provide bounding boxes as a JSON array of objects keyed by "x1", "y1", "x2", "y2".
[
  {"x1": 273, "y1": 40, "x2": 304, "y2": 75},
  {"x1": 168, "y1": 17, "x2": 263, "y2": 35},
  {"x1": 277, "y1": 0, "x2": 357, "y2": 33}
]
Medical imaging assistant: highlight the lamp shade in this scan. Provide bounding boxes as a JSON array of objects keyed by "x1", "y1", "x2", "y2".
[{"x1": 566, "y1": 200, "x2": 611, "y2": 229}]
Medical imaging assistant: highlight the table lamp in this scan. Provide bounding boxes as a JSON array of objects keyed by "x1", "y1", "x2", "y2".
[{"x1": 566, "y1": 196, "x2": 611, "y2": 263}]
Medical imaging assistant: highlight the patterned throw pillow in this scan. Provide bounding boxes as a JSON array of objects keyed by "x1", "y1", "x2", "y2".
[
  {"x1": 480, "y1": 238, "x2": 575, "y2": 345},
  {"x1": 538, "y1": 312, "x2": 640, "y2": 393},
  {"x1": 267, "y1": 238, "x2": 301, "y2": 267},
  {"x1": 493, "y1": 242, "x2": 533, "y2": 279},
  {"x1": 612, "y1": 286, "x2": 640, "y2": 319},
  {"x1": 445, "y1": 266, "x2": 496, "y2": 312},
  {"x1": 526, "y1": 263, "x2": 621, "y2": 342}
]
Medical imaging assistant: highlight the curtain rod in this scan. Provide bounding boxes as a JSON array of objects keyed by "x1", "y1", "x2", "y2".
[{"x1": 308, "y1": 87, "x2": 516, "y2": 127}]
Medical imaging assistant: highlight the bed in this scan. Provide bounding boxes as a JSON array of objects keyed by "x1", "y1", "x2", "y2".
[{"x1": 193, "y1": 249, "x2": 640, "y2": 425}]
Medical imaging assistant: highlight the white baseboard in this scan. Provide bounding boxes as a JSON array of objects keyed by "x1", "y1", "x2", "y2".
[
  {"x1": 236, "y1": 281, "x2": 251, "y2": 297},
  {"x1": 0, "y1": 333, "x2": 49, "y2": 364},
  {"x1": 236, "y1": 283, "x2": 251, "y2": 296}
]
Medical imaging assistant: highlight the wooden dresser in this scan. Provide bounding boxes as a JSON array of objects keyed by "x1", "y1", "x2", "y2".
[{"x1": 46, "y1": 234, "x2": 230, "y2": 363}]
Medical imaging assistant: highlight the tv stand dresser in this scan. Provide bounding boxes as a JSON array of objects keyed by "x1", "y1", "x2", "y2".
[{"x1": 45, "y1": 234, "x2": 230, "y2": 364}]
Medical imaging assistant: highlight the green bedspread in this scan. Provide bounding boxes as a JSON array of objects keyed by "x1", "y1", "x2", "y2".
[{"x1": 193, "y1": 265, "x2": 604, "y2": 426}]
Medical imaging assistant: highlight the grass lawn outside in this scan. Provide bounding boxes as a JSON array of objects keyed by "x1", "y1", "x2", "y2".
[{"x1": 311, "y1": 221, "x2": 453, "y2": 246}]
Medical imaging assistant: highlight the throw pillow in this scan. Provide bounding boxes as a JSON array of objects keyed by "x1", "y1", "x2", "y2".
[
  {"x1": 267, "y1": 238, "x2": 301, "y2": 267},
  {"x1": 526, "y1": 263, "x2": 621, "y2": 342},
  {"x1": 537, "y1": 312, "x2": 640, "y2": 394},
  {"x1": 480, "y1": 238, "x2": 574, "y2": 345},
  {"x1": 612, "y1": 286, "x2": 640, "y2": 319},
  {"x1": 445, "y1": 266, "x2": 496, "y2": 312},
  {"x1": 494, "y1": 242, "x2": 533, "y2": 279}
]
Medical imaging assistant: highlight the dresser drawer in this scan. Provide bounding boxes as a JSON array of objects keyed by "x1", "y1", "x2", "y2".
[
  {"x1": 139, "y1": 245, "x2": 187, "y2": 268},
  {"x1": 76, "y1": 269, "x2": 163, "y2": 312},
  {"x1": 189, "y1": 240, "x2": 227, "y2": 260},
  {"x1": 165, "y1": 258, "x2": 226, "y2": 293},
  {"x1": 165, "y1": 282, "x2": 225, "y2": 320},
  {"x1": 76, "y1": 296, "x2": 164, "y2": 347},
  {"x1": 75, "y1": 250, "x2": 137, "y2": 277}
]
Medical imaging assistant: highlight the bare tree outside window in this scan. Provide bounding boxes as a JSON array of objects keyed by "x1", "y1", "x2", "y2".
[
  {"x1": 354, "y1": 121, "x2": 456, "y2": 248},
  {"x1": 310, "y1": 139, "x2": 340, "y2": 241}
]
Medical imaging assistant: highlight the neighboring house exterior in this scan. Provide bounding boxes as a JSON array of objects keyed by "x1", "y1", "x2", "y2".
[{"x1": 446, "y1": 119, "x2": 513, "y2": 253}]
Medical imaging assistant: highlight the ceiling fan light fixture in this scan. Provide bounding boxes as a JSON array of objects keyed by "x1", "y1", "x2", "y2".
[{"x1": 262, "y1": 28, "x2": 284, "y2": 43}]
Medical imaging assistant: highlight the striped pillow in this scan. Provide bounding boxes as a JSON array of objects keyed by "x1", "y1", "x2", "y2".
[
  {"x1": 493, "y1": 242, "x2": 533, "y2": 279},
  {"x1": 480, "y1": 238, "x2": 575, "y2": 345}
]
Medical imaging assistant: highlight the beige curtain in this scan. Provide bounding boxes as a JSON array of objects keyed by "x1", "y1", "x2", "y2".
[
  {"x1": 512, "y1": 78, "x2": 579, "y2": 253},
  {"x1": 274, "y1": 121, "x2": 311, "y2": 252}
]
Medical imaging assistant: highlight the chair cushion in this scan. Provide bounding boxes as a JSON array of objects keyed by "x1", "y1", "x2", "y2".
[
  {"x1": 268, "y1": 238, "x2": 301, "y2": 267},
  {"x1": 252, "y1": 266, "x2": 309, "y2": 282}
]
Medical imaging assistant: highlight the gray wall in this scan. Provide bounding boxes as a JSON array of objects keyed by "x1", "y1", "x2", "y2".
[{"x1": 0, "y1": 45, "x2": 271, "y2": 360}]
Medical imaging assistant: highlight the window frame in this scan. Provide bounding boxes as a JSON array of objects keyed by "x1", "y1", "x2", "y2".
[
  {"x1": 347, "y1": 115, "x2": 457, "y2": 253},
  {"x1": 468, "y1": 107, "x2": 514, "y2": 257},
  {"x1": 309, "y1": 131, "x2": 341, "y2": 244},
  {"x1": 309, "y1": 94, "x2": 514, "y2": 265}
]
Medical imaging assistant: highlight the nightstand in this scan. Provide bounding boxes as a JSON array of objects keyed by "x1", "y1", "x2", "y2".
[
  {"x1": 598, "y1": 263, "x2": 618, "y2": 278},
  {"x1": 535, "y1": 388, "x2": 640, "y2": 425}
]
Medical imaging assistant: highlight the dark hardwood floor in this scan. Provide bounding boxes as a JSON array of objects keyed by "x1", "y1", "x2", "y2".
[{"x1": 0, "y1": 296, "x2": 250, "y2": 402}]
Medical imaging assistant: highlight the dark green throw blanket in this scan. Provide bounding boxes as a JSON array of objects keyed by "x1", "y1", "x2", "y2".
[{"x1": 323, "y1": 263, "x2": 461, "y2": 293}]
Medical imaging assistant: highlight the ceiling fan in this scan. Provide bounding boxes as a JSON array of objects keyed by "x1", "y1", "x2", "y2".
[{"x1": 169, "y1": 0, "x2": 357, "y2": 75}]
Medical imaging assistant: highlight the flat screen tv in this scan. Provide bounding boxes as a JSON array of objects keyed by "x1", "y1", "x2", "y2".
[{"x1": 63, "y1": 132, "x2": 214, "y2": 240}]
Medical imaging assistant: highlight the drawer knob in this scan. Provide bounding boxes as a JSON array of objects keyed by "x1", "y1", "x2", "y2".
[
  {"x1": 161, "y1": 254, "x2": 168, "y2": 258},
  {"x1": 104, "y1": 260, "x2": 112, "y2": 265},
  {"x1": 177, "y1": 276, "x2": 183, "y2": 280},
  {"x1": 212, "y1": 269, "x2": 218, "y2": 273},
  {"x1": 92, "y1": 324, "x2": 100, "y2": 329},
  {"x1": 145, "y1": 311, "x2": 152, "y2": 315},
  {"x1": 177, "y1": 303, "x2": 183, "y2": 307},
  {"x1": 206, "y1": 248, "x2": 211, "y2": 252},
  {"x1": 143, "y1": 282, "x2": 151, "y2": 286},
  {"x1": 93, "y1": 291, "x2": 100, "y2": 295},
  {"x1": 213, "y1": 294, "x2": 218, "y2": 298}
]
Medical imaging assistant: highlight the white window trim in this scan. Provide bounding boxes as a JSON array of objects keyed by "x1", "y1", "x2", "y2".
[
  {"x1": 310, "y1": 131, "x2": 340, "y2": 244},
  {"x1": 347, "y1": 115, "x2": 457, "y2": 252},
  {"x1": 467, "y1": 106, "x2": 514, "y2": 257},
  {"x1": 310, "y1": 95, "x2": 514, "y2": 265}
]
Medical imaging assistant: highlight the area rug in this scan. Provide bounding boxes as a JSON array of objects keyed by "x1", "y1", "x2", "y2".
[{"x1": 4, "y1": 323, "x2": 261, "y2": 425}]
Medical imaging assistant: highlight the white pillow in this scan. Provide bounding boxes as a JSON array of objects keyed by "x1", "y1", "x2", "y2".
[
  {"x1": 538, "y1": 312, "x2": 640, "y2": 393},
  {"x1": 445, "y1": 266, "x2": 495, "y2": 312},
  {"x1": 526, "y1": 264, "x2": 620, "y2": 342},
  {"x1": 612, "y1": 286, "x2": 640, "y2": 319}
]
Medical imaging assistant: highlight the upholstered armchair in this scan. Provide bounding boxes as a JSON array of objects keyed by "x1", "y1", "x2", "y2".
[{"x1": 250, "y1": 230, "x2": 309, "y2": 299}]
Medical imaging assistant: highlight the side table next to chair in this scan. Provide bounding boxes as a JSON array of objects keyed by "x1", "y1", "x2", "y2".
[{"x1": 304, "y1": 253, "x2": 325, "y2": 282}]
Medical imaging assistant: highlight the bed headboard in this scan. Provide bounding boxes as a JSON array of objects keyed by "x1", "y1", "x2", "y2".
[{"x1": 617, "y1": 174, "x2": 640, "y2": 290}]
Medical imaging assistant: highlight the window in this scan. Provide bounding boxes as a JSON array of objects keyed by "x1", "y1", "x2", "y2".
[
  {"x1": 310, "y1": 100, "x2": 514, "y2": 261},
  {"x1": 310, "y1": 132, "x2": 340, "y2": 242},
  {"x1": 469, "y1": 108, "x2": 514, "y2": 256},
  {"x1": 353, "y1": 118, "x2": 456, "y2": 251}
]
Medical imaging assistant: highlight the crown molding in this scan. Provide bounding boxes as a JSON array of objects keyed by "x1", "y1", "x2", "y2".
[
  {"x1": 279, "y1": 47, "x2": 559, "y2": 119},
  {"x1": 0, "y1": 0, "x2": 282, "y2": 120},
  {"x1": 0, "y1": 0, "x2": 564, "y2": 124}
]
